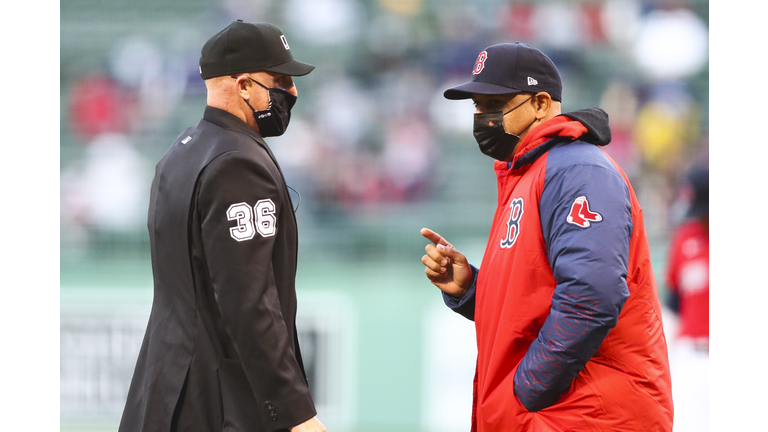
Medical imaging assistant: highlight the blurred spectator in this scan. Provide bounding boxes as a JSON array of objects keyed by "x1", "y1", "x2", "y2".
[
  {"x1": 429, "y1": 79, "x2": 474, "y2": 134},
  {"x1": 67, "y1": 72, "x2": 136, "y2": 142},
  {"x1": 664, "y1": 165, "x2": 709, "y2": 432},
  {"x1": 431, "y1": 1, "x2": 488, "y2": 78},
  {"x1": 60, "y1": 132, "x2": 151, "y2": 234},
  {"x1": 380, "y1": 114, "x2": 435, "y2": 202},
  {"x1": 375, "y1": 66, "x2": 437, "y2": 119},
  {"x1": 633, "y1": 81, "x2": 701, "y2": 175},
  {"x1": 532, "y1": 2, "x2": 584, "y2": 49},
  {"x1": 579, "y1": 1, "x2": 608, "y2": 45},
  {"x1": 109, "y1": 36, "x2": 189, "y2": 133},
  {"x1": 599, "y1": 79, "x2": 640, "y2": 176},
  {"x1": 329, "y1": 111, "x2": 435, "y2": 210},
  {"x1": 62, "y1": 71, "x2": 151, "y2": 237},
  {"x1": 335, "y1": 150, "x2": 383, "y2": 210},
  {"x1": 313, "y1": 72, "x2": 375, "y2": 151},
  {"x1": 499, "y1": 2, "x2": 536, "y2": 41},
  {"x1": 601, "y1": 0, "x2": 643, "y2": 52}
]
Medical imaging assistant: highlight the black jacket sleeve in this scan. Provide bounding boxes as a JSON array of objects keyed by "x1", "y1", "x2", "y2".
[{"x1": 198, "y1": 151, "x2": 315, "y2": 430}]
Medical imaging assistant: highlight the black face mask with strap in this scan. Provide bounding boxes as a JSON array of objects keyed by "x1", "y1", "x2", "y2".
[
  {"x1": 473, "y1": 96, "x2": 537, "y2": 161},
  {"x1": 236, "y1": 76, "x2": 297, "y2": 137}
]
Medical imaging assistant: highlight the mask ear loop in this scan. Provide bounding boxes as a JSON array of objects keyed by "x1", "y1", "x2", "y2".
[
  {"x1": 232, "y1": 75, "x2": 273, "y2": 113},
  {"x1": 502, "y1": 96, "x2": 537, "y2": 137},
  {"x1": 517, "y1": 116, "x2": 539, "y2": 137},
  {"x1": 286, "y1": 184, "x2": 301, "y2": 213},
  {"x1": 502, "y1": 96, "x2": 533, "y2": 116},
  {"x1": 230, "y1": 75, "x2": 270, "y2": 90}
]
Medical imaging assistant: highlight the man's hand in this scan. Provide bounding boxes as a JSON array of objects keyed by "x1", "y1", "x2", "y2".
[
  {"x1": 290, "y1": 416, "x2": 326, "y2": 432},
  {"x1": 420, "y1": 228, "x2": 473, "y2": 298}
]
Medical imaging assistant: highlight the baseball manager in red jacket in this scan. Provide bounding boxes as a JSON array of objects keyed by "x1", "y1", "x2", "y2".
[{"x1": 421, "y1": 42, "x2": 673, "y2": 431}]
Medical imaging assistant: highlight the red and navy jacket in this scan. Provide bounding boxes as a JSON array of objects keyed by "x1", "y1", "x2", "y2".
[{"x1": 445, "y1": 108, "x2": 673, "y2": 431}]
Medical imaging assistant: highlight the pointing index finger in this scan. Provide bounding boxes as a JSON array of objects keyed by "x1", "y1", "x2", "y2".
[{"x1": 421, "y1": 227, "x2": 451, "y2": 247}]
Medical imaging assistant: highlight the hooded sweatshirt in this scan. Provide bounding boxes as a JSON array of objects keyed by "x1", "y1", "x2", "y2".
[{"x1": 444, "y1": 108, "x2": 673, "y2": 431}]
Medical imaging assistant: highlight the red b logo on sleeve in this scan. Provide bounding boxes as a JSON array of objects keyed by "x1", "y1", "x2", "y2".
[
  {"x1": 473, "y1": 51, "x2": 488, "y2": 75},
  {"x1": 567, "y1": 196, "x2": 602, "y2": 228}
]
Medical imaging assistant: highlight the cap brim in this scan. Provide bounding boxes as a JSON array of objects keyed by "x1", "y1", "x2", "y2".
[
  {"x1": 443, "y1": 81, "x2": 523, "y2": 100},
  {"x1": 264, "y1": 59, "x2": 316, "y2": 76}
]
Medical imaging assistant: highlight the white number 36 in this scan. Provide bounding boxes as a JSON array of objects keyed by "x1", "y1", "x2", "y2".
[{"x1": 227, "y1": 199, "x2": 277, "y2": 241}]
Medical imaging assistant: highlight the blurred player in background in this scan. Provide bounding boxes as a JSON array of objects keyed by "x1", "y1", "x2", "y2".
[
  {"x1": 420, "y1": 42, "x2": 673, "y2": 431},
  {"x1": 665, "y1": 166, "x2": 709, "y2": 432},
  {"x1": 118, "y1": 21, "x2": 325, "y2": 432}
]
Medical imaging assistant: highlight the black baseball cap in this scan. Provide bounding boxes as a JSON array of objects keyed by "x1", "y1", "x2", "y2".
[
  {"x1": 199, "y1": 20, "x2": 315, "y2": 79},
  {"x1": 444, "y1": 42, "x2": 562, "y2": 102}
]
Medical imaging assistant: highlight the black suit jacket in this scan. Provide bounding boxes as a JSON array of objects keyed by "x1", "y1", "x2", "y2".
[{"x1": 119, "y1": 106, "x2": 316, "y2": 432}]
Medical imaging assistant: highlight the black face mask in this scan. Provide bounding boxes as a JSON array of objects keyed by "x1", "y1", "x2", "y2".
[
  {"x1": 473, "y1": 96, "x2": 537, "y2": 161},
  {"x1": 242, "y1": 78, "x2": 297, "y2": 137}
]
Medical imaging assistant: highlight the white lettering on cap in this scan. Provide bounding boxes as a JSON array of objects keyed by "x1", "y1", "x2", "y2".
[{"x1": 280, "y1": 35, "x2": 290, "y2": 50}]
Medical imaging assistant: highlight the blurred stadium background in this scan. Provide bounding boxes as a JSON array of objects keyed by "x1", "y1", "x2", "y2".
[{"x1": 60, "y1": 0, "x2": 708, "y2": 431}]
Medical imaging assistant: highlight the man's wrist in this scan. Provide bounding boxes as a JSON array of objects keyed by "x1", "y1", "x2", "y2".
[{"x1": 448, "y1": 287, "x2": 470, "y2": 300}]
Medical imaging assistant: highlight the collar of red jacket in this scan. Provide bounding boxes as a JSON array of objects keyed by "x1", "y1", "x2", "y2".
[{"x1": 510, "y1": 115, "x2": 588, "y2": 165}]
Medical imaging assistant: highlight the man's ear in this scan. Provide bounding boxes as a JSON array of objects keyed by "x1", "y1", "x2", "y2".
[
  {"x1": 533, "y1": 92, "x2": 552, "y2": 119},
  {"x1": 234, "y1": 75, "x2": 252, "y2": 100}
]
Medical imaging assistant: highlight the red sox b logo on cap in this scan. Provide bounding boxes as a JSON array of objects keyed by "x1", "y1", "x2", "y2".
[
  {"x1": 473, "y1": 51, "x2": 488, "y2": 75},
  {"x1": 567, "y1": 196, "x2": 602, "y2": 228}
]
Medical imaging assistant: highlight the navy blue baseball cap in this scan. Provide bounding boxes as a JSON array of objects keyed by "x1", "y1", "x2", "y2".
[
  {"x1": 444, "y1": 42, "x2": 562, "y2": 102},
  {"x1": 199, "y1": 20, "x2": 315, "y2": 79}
]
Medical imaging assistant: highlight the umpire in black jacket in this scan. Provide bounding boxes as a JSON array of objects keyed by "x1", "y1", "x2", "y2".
[{"x1": 119, "y1": 20, "x2": 326, "y2": 432}]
